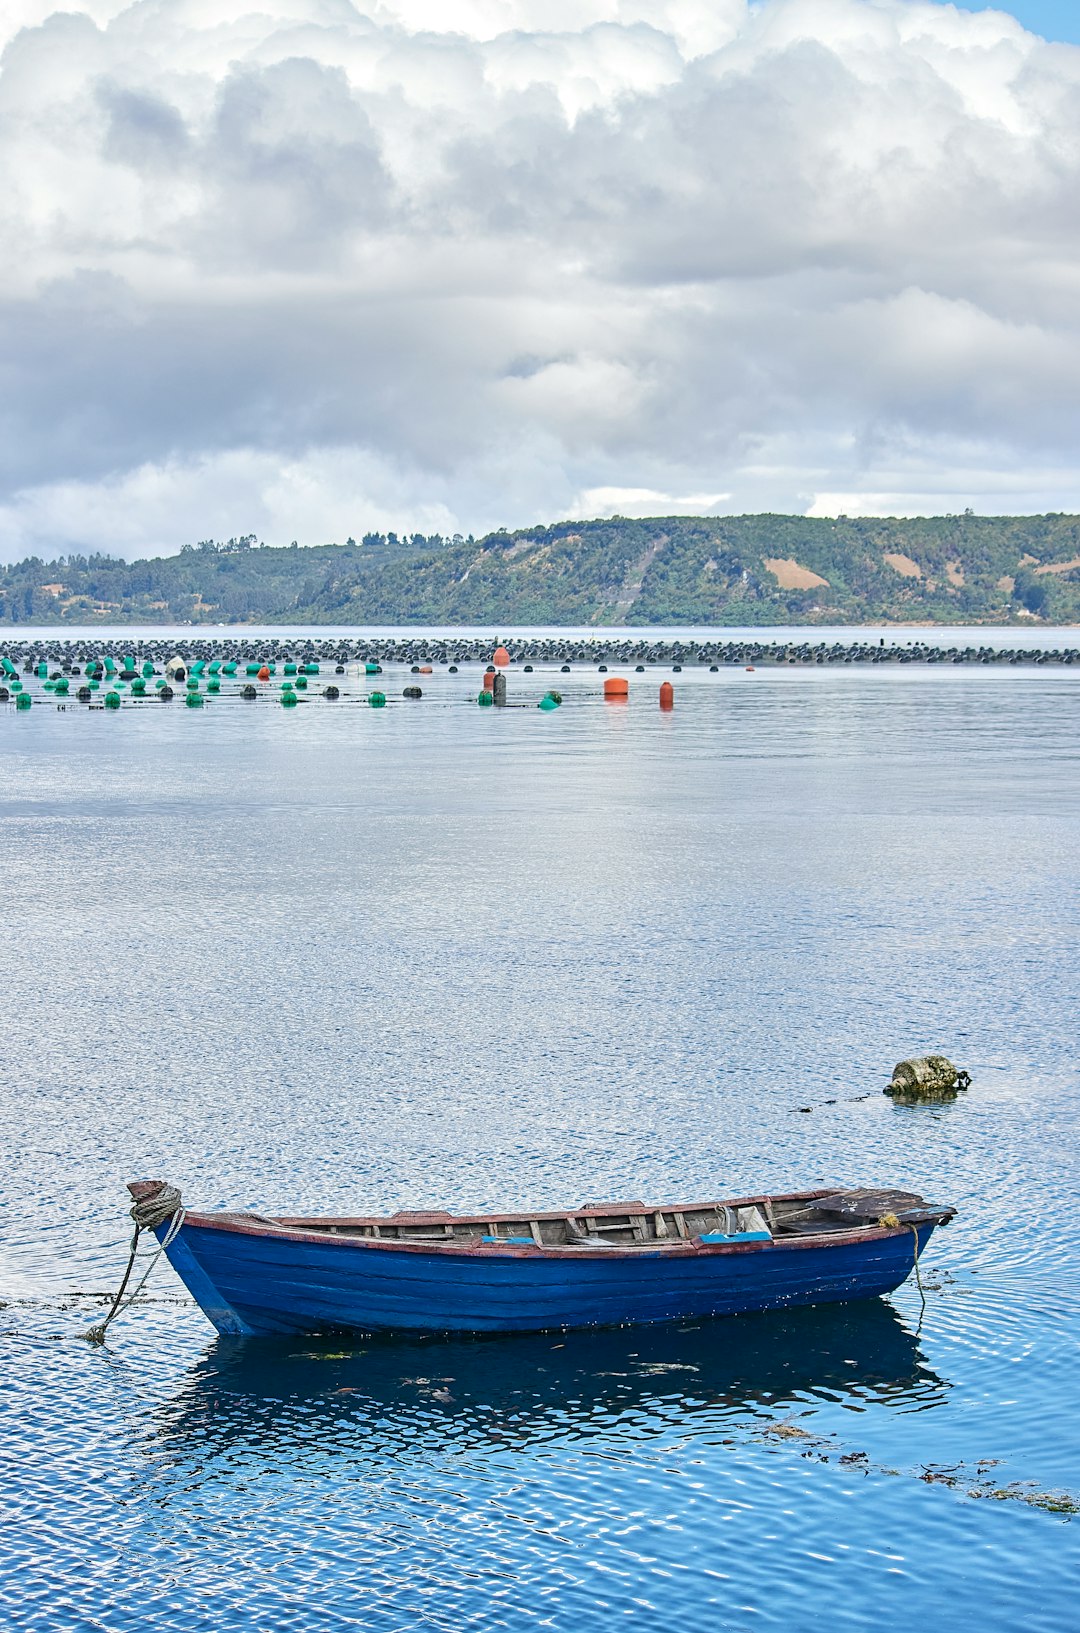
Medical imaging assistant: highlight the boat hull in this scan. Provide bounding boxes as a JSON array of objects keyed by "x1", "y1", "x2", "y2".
[{"x1": 157, "y1": 1216, "x2": 940, "y2": 1339}]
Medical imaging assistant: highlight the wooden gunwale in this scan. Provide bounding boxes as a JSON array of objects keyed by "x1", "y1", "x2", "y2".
[{"x1": 160, "y1": 1187, "x2": 952, "y2": 1259}]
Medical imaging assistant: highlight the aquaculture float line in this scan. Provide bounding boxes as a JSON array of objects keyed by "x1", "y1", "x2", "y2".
[{"x1": 1, "y1": 634, "x2": 1078, "y2": 676}]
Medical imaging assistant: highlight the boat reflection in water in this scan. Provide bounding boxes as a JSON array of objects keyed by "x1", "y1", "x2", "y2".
[{"x1": 148, "y1": 1299, "x2": 946, "y2": 1465}]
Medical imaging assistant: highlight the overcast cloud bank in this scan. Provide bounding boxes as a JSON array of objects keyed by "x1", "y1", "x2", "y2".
[{"x1": 1, "y1": 0, "x2": 1078, "y2": 560}]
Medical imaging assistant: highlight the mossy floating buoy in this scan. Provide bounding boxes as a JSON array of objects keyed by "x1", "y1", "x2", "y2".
[
  {"x1": 885, "y1": 1056, "x2": 970, "y2": 1102},
  {"x1": 448, "y1": 665, "x2": 458, "y2": 673},
  {"x1": 323, "y1": 686, "x2": 340, "y2": 699},
  {"x1": 561, "y1": 664, "x2": 571, "y2": 673},
  {"x1": 672, "y1": 664, "x2": 682, "y2": 673},
  {"x1": 538, "y1": 694, "x2": 558, "y2": 711},
  {"x1": 635, "y1": 664, "x2": 645, "y2": 673},
  {"x1": 403, "y1": 686, "x2": 422, "y2": 699},
  {"x1": 242, "y1": 684, "x2": 257, "y2": 700},
  {"x1": 477, "y1": 690, "x2": 494, "y2": 707},
  {"x1": 0, "y1": 686, "x2": 10, "y2": 701},
  {"x1": 281, "y1": 690, "x2": 298, "y2": 707},
  {"x1": 77, "y1": 686, "x2": 92, "y2": 701},
  {"x1": 523, "y1": 664, "x2": 533, "y2": 672},
  {"x1": 104, "y1": 691, "x2": 121, "y2": 709},
  {"x1": 368, "y1": 691, "x2": 386, "y2": 708},
  {"x1": 159, "y1": 686, "x2": 174, "y2": 701},
  {"x1": 334, "y1": 664, "x2": 345, "y2": 675},
  {"x1": 16, "y1": 693, "x2": 31, "y2": 710}
]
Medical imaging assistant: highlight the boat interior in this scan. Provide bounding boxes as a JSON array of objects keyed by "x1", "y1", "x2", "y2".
[{"x1": 266, "y1": 1189, "x2": 951, "y2": 1249}]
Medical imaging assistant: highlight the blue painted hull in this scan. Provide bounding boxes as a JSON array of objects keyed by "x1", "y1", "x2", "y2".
[{"x1": 158, "y1": 1217, "x2": 939, "y2": 1338}]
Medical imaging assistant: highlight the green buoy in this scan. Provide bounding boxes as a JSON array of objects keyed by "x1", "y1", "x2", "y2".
[
  {"x1": 365, "y1": 662, "x2": 381, "y2": 675},
  {"x1": 281, "y1": 690, "x2": 298, "y2": 707},
  {"x1": 104, "y1": 691, "x2": 121, "y2": 709},
  {"x1": 478, "y1": 690, "x2": 494, "y2": 706},
  {"x1": 16, "y1": 693, "x2": 31, "y2": 710},
  {"x1": 294, "y1": 676, "x2": 307, "y2": 690},
  {"x1": 207, "y1": 678, "x2": 220, "y2": 693},
  {"x1": 185, "y1": 691, "x2": 204, "y2": 708},
  {"x1": 368, "y1": 691, "x2": 387, "y2": 708}
]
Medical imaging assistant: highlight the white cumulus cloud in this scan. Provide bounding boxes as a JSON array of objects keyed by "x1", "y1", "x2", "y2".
[{"x1": 1, "y1": 0, "x2": 1079, "y2": 560}]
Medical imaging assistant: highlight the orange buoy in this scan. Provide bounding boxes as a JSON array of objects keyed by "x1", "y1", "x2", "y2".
[
  {"x1": 481, "y1": 671, "x2": 495, "y2": 691},
  {"x1": 419, "y1": 665, "x2": 433, "y2": 674},
  {"x1": 659, "y1": 681, "x2": 674, "y2": 710},
  {"x1": 493, "y1": 645, "x2": 510, "y2": 667},
  {"x1": 745, "y1": 666, "x2": 755, "y2": 673},
  {"x1": 603, "y1": 676, "x2": 629, "y2": 699},
  {"x1": 257, "y1": 665, "x2": 270, "y2": 681}
]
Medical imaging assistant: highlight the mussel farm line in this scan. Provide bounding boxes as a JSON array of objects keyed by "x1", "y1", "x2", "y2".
[{"x1": 1, "y1": 631, "x2": 1078, "y2": 686}]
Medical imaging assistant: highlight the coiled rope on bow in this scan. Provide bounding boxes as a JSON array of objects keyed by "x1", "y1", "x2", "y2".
[
  {"x1": 85, "y1": 1185, "x2": 186, "y2": 1345},
  {"x1": 879, "y1": 1211, "x2": 926, "y2": 1312}
]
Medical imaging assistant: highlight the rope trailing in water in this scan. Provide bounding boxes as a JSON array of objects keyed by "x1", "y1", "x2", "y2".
[
  {"x1": 85, "y1": 1186, "x2": 185, "y2": 1345},
  {"x1": 879, "y1": 1211, "x2": 926, "y2": 1314}
]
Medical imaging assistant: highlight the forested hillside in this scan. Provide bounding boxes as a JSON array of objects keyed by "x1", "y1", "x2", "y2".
[{"x1": 3, "y1": 514, "x2": 1080, "y2": 625}]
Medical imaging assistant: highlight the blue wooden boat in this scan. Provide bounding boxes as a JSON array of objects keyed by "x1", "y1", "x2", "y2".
[{"x1": 128, "y1": 1180, "x2": 954, "y2": 1338}]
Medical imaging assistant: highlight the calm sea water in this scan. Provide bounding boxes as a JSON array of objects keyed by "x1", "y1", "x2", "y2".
[{"x1": 2, "y1": 634, "x2": 1079, "y2": 1632}]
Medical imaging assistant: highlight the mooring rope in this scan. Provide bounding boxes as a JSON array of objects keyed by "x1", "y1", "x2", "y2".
[
  {"x1": 879, "y1": 1211, "x2": 926, "y2": 1315},
  {"x1": 85, "y1": 1186, "x2": 185, "y2": 1345}
]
